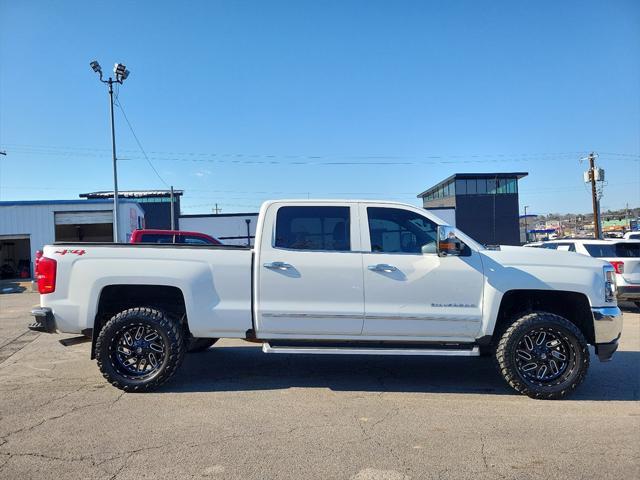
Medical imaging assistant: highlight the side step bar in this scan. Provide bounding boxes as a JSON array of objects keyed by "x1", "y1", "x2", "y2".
[{"x1": 262, "y1": 343, "x2": 480, "y2": 357}]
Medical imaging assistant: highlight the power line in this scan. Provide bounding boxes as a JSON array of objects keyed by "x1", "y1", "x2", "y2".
[
  {"x1": 0, "y1": 142, "x2": 600, "y2": 164},
  {"x1": 111, "y1": 98, "x2": 169, "y2": 188}
]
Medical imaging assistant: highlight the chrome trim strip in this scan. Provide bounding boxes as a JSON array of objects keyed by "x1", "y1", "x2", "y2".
[
  {"x1": 261, "y1": 313, "x2": 479, "y2": 322},
  {"x1": 364, "y1": 315, "x2": 478, "y2": 323},
  {"x1": 261, "y1": 313, "x2": 359, "y2": 319}
]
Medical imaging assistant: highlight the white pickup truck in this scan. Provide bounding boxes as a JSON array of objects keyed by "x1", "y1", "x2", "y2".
[{"x1": 30, "y1": 200, "x2": 623, "y2": 399}]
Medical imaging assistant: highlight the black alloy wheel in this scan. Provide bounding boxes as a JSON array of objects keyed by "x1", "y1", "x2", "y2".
[{"x1": 111, "y1": 323, "x2": 167, "y2": 379}]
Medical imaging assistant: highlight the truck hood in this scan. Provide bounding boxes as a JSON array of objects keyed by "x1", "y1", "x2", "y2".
[
  {"x1": 482, "y1": 245, "x2": 609, "y2": 270},
  {"x1": 478, "y1": 245, "x2": 610, "y2": 305}
]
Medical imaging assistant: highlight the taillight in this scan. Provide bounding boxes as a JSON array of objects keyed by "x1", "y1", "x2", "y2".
[
  {"x1": 609, "y1": 261, "x2": 624, "y2": 274},
  {"x1": 37, "y1": 257, "x2": 57, "y2": 294}
]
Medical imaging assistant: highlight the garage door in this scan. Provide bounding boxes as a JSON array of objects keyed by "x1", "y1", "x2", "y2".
[{"x1": 55, "y1": 211, "x2": 113, "y2": 225}]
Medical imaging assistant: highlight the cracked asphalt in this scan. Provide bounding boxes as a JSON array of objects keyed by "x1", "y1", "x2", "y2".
[{"x1": 1, "y1": 291, "x2": 639, "y2": 479}]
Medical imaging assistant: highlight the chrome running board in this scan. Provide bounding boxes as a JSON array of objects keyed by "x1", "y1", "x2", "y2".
[{"x1": 262, "y1": 343, "x2": 480, "y2": 357}]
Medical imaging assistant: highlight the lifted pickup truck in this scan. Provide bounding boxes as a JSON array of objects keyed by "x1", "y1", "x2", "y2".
[{"x1": 31, "y1": 200, "x2": 623, "y2": 399}]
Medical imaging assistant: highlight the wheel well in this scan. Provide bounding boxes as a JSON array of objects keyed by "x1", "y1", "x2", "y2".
[
  {"x1": 493, "y1": 290, "x2": 594, "y2": 345},
  {"x1": 91, "y1": 284, "x2": 188, "y2": 358}
]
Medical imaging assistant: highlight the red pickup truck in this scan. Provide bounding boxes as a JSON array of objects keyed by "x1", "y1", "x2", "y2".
[{"x1": 130, "y1": 229, "x2": 221, "y2": 245}]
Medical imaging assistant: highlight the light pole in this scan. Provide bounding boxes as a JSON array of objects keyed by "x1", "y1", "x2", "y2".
[
  {"x1": 523, "y1": 205, "x2": 530, "y2": 244},
  {"x1": 90, "y1": 60, "x2": 130, "y2": 242}
]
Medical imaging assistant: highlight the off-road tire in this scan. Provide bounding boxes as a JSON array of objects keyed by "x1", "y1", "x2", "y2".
[
  {"x1": 495, "y1": 311, "x2": 589, "y2": 400},
  {"x1": 187, "y1": 337, "x2": 218, "y2": 353},
  {"x1": 95, "y1": 307, "x2": 186, "y2": 392}
]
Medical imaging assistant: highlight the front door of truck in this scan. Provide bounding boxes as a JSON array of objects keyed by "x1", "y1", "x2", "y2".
[
  {"x1": 360, "y1": 205, "x2": 484, "y2": 340},
  {"x1": 256, "y1": 203, "x2": 364, "y2": 336}
]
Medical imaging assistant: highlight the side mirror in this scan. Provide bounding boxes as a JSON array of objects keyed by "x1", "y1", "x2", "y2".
[{"x1": 437, "y1": 225, "x2": 464, "y2": 257}]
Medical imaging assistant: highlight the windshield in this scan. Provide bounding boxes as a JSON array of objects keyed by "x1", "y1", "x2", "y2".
[{"x1": 584, "y1": 242, "x2": 640, "y2": 258}]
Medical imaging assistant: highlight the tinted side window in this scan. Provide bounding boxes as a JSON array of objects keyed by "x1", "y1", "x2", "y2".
[
  {"x1": 275, "y1": 206, "x2": 350, "y2": 251},
  {"x1": 615, "y1": 242, "x2": 640, "y2": 257},
  {"x1": 140, "y1": 234, "x2": 174, "y2": 243},
  {"x1": 180, "y1": 235, "x2": 212, "y2": 245},
  {"x1": 583, "y1": 244, "x2": 617, "y2": 257},
  {"x1": 367, "y1": 207, "x2": 437, "y2": 254}
]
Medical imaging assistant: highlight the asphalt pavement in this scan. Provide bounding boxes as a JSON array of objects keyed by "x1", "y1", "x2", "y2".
[{"x1": 0, "y1": 291, "x2": 638, "y2": 479}]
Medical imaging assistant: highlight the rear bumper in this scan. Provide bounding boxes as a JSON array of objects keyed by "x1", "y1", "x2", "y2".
[
  {"x1": 591, "y1": 306, "x2": 623, "y2": 361},
  {"x1": 29, "y1": 307, "x2": 57, "y2": 333},
  {"x1": 617, "y1": 285, "x2": 640, "y2": 300}
]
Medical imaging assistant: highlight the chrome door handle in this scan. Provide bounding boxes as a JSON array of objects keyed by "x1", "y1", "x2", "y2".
[
  {"x1": 368, "y1": 264, "x2": 398, "y2": 273},
  {"x1": 264, "y1": 261, "x2": 293, "y2": 271}
]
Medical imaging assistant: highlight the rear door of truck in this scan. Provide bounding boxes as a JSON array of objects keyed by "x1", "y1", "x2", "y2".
[{"x1": 255, "y1": 202, "x2": 364, "y2": 335}]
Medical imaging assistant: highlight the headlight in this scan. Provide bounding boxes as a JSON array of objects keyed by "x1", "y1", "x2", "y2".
[{"x1": 604, "y1": 266, "x2": 617, "y2": 302}]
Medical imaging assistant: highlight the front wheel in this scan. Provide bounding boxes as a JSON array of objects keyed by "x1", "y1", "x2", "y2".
[
  {"x1": 95, "y1": 307, "x2": 186, "y2": 392},
  {"x1": 495, "y1": 312, "x2": 590, "y2": 399}
]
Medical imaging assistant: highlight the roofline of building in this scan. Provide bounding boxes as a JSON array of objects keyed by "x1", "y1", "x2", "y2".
[
  {"x1": 79, "y1": 190, "x2": 184, "y2": 199},
  {"x1": 417, "y1": 172, "x2": 529, "y2": 198},
  {"x1": 179, "y1": 212, "x2": 259, "y2": 218},
  {"x1": 0, "y1": 199, "x2": 141, "y2": 207}
]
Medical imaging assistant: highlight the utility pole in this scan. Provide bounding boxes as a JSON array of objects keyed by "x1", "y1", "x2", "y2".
[
  {"x1": 90, "y1": 60, "x2": 130, "y2": 242},
  {"x1": 588, "y1": 152, "x2": 601, "y2": 239},
  {"x1": 170, "y1": 186, "x2": 175, "y2": 230},
  {"x1": 212, "y1": 203, "x2": 222, "y2": 214}
]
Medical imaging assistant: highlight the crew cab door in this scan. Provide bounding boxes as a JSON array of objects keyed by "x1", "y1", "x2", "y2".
[
  {"x1": 360, "y1": 204, "x2": 484, "y2": 340},
  {"x1": 255, "y1": 203, "x2": 364, "y2": 336}
]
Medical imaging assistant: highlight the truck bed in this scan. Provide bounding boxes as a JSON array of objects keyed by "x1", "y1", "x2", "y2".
[{"x1": 41, "y1": 243, "x2": 254, "y2": 338}]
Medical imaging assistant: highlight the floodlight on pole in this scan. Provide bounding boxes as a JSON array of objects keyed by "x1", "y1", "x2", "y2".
[{"x1": 90, "y1": 59, "x2": 131, "y2": 242}]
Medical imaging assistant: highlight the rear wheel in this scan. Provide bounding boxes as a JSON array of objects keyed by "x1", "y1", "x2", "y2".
[
  {"x1": 187, "y1": 337, "x2": 218, "y2": 353},
  {"x1": 495, "y1": 312, "x2": 589, "y2": 399},
  {"x1": 95, "y1": 307, "x2": 186, "y2": 392}
]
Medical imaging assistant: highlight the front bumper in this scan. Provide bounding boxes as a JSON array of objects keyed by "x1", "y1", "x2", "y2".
[
  {"x1": 29, "y1": 307, "x2": 57, "y2": 333},
  {"x1": 617, "y1": 285, "x2": 640, "y2": 300},
  {"x1": 591, "y1": 306, "x2": 623, "y2": 362}
]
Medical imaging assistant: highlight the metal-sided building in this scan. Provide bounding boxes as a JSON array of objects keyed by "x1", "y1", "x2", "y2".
[
  {"x1": 419, "y1": 172, "x2": 528, "y2": 246},
  {"x1": 179, "y1": 212, "x2": 258, "y2": 246},
  {"x1": 0, "y1": 199, "x2": 144, "y2": 278}
]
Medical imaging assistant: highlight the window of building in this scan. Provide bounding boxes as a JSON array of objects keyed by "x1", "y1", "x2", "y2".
[
  {"x1": 476, "y1": 178, "x2": 487, "y2": 194},
  {"x1": 275, "y1": 206, "x2": 350, "y2": 251},
  {"x1": 367, "y1": 207, "x2": 438, "y2": 254},
  {"x1": 466, "y1": 178, "x2": 477, "y2": 194}
]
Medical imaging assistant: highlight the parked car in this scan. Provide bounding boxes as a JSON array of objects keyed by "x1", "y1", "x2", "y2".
[
  {"x1": 30, "y1": 200, "x2": 622, "y2": 399},
  {"x1": 528, "y1": 239, "x2": 640, "y2": 307},
  {"x1": 130, "y1": 229, "x2": 221, "y2": 245}
]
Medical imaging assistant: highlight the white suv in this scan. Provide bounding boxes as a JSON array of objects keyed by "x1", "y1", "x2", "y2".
[{"x1": 526, "y1": 239, "x2": 640, "y2": 307}]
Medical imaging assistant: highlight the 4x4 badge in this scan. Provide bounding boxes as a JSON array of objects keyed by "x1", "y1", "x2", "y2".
[{"x1": 54, "y1": 249, "x2": 86, "y2": 256}]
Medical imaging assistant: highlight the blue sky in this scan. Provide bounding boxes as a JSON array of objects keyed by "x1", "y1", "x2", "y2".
[{"x1": 1, "y1": 0, "x2": 638, "y2": 215}]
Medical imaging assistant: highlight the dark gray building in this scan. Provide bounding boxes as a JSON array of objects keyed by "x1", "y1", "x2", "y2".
[
  {"x1": 80, "y1": 190, "x2": 183, "y2": 230},
  {"x1": 418, "y1": 172, "x2": 528, "y2": 246}
]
